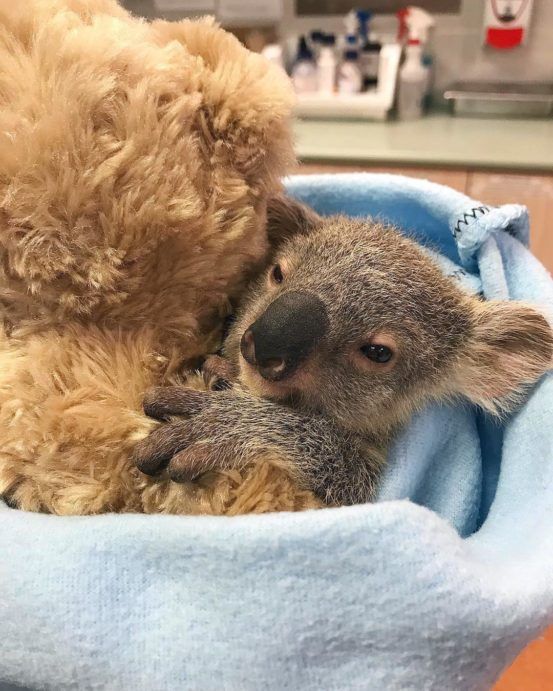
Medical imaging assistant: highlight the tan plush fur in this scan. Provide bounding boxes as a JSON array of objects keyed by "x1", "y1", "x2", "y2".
[{"x1": 0, "y1": 0, "x2": 316, "y2": 515}]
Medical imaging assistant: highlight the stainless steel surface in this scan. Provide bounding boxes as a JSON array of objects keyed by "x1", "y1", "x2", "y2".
[{"x1": 443, "y1": 82, "x2": 553, "y2": 118}]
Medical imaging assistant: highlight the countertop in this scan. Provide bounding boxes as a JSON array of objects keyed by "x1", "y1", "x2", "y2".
[{"x1": 293, "y1": 114, "x2": 553, "y2": 172}]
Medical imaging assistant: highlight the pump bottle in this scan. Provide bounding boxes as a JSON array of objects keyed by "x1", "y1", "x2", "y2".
[
  {"x1": 317, "y1": 33, "x2": 337, "y2": 95},
  {"x1": 338, "y1": 48, "x2": 362, "y2": 94},
  {"x1": 291, "y1": 35, "x2": 317, "y2": 94},
  {"x1": 356, "y1": 10, "x2": 381, "y2": 91}
]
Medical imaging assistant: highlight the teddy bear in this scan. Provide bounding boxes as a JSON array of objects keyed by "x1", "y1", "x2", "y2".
[{"x1": 0, "y1": 0, "x2": 320, "y2": 515}]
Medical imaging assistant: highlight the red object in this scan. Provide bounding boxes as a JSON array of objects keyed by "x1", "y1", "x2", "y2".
[
  {"x1": 486, "y1": 26, "x2": 524, "y2": 49},
  {"x1": 396, "y1": 8, "x2": 409, "y2": 42}
]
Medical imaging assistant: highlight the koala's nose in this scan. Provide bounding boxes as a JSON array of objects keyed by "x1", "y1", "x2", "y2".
[{"x1": 240, "y1": 291, "x2": 329, "y2": 381}]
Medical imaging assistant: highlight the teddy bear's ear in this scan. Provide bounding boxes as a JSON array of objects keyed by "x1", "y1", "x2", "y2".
[
  {"x1": 266, "y1": 194, "x2": 322, "y2": 251},
  {"x1": 453, "y1": 301, "x2": 552, "y2": 415},
  {"x1": 149, "y1": 17, "x2": 295, "y2": 187}
]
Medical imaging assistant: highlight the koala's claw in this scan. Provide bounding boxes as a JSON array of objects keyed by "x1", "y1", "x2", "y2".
[
  {"x1": 168, "y1": 444, "x2": 215, "y2": 483},
  {"x1": 142, "y1": 386, "x2": 209, "y2": 421},
  {"x1": 133, "y1": 420, "x2": 194, "y2": 476},
  {"x1": 168, "y1": 441, "x2": 236, "y2": 483}
]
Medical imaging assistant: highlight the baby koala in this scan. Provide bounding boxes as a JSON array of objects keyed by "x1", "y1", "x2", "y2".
[{"x1": 133, "y1": 196, "x2": 553, "y2": 505}]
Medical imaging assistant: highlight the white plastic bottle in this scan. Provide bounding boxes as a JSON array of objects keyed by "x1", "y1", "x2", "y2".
[
  {"x1": 261, "y1": 44, "x2": 286, "y2": 73},
  {"x1": 317, "y1": 33, "x2": 336, "y2": 95},
  {"x1": 291, "y1": 35, "x2": 317, "y2": 94},
  {"x1": 397, "y1": 40, "x2": 427, "y2": 119},
  {"x1": 337, "y1": 49, "x2": 362, "y2": 95}
]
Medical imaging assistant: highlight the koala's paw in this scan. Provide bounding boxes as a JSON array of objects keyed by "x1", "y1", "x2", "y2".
[
  {"x1": 134, "y1": 387, "x2": 238, "y2": 481},
  {"x1": 135, "y1": 423, "x2": 230, "y2": 482}
]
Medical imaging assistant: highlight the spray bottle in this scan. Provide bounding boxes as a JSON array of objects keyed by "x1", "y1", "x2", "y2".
[
  {"x1": 410, "y1": 6, "x2": 435, "y2": 109},
  {"x1": 397, "y1": 6, "x2": 435, "y2": 119}
]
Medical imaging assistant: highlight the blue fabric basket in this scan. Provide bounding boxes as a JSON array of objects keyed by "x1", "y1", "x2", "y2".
[{"x1": 1, "y1": 173, "x2": 552, "y2": 691}]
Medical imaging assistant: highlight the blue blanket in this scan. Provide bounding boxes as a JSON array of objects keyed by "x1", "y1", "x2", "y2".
[{"x1": 1, "y1": 173, "x2": 552, "y2": 691}]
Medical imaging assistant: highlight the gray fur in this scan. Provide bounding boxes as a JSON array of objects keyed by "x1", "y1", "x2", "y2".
[{"x1": 140, "y1": 385, "x2": 379, "y2": 504}]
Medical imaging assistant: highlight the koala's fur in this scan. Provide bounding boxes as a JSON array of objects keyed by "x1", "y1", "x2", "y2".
[
  {"x1": 0, "y1": 0, "x2": 316, "y2": 515},
  {"x1": 133, "y1": 196, "x2": 553, "y2": 506}
]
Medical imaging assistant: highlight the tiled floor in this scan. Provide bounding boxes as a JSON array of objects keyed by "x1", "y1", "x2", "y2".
[{"x1": 495, "y1": 627, "x2": 553, "y2": 690}]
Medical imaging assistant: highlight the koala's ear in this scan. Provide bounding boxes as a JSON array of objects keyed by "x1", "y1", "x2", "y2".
[
  {"x1": 455, "y1": 301, "x2": 553, "y2": 414},
  {"x1": 266, "y1": 194, "x2": 322, "y2": 250}
]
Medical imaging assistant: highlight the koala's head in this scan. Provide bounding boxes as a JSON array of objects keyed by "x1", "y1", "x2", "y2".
[{"x1": 225, "y1": 196, "x2": 553, "y2": 438}]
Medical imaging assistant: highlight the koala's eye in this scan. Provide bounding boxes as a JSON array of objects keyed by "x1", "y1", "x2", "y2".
[
  {"x1": 271, "y1": 264, "x2": 284, "y2": 284},
  {"x1": 360, "y1": 343, "x2": 393, "y2": 363}
]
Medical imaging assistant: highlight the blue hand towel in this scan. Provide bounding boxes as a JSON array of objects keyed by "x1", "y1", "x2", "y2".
[{"x1": 1, "y1": 173, "x2": 552, "y2": 691}]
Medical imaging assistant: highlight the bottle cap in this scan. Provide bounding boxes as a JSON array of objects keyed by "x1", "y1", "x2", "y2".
[
  {"x1": 298, "y1": 35, "x2": 314, "y2": 61},
  {"x1": 405, "y1": 6, "x2": 435, "y2": 45},
  {"x1": 356, "y1": 9, "x2": 372, "y2": 42},
  {"x1": 310, "y1": 30, "x2": 324, "y2": 44}
]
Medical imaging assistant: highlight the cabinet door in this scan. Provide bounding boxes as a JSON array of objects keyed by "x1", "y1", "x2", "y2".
[
  {"x1": 297, "y1": 163, "x2": 468, "y2": 194},
  {"x1": 467, "y1": 172, "x2": 553, "y2": 273}
]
